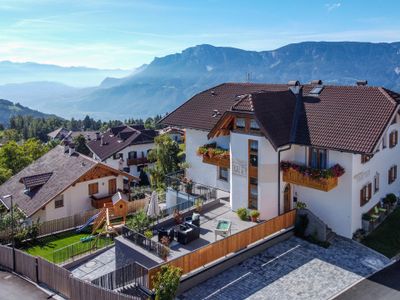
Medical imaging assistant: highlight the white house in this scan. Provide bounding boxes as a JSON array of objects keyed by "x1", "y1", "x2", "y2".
[
  {"x1": 87, "y1": 124, "x2": 158, "y2": 179},
  {"x1": 0, "y1": 145, "x2": 137, "y2": 222},
  {"x1": 161, "y1": 80, "x2": 400, "y2": 238}
]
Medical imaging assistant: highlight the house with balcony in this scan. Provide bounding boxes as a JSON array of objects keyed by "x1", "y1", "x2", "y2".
[
  {"x1": 87, "y1": 124, "x2": 158, "y2": 179},
  {"x1": 0, "y1": 144, "x2": 136, "y2": 222},
  {"x1": 161, "y1": 80, "x2": 400, "y2": 238}
]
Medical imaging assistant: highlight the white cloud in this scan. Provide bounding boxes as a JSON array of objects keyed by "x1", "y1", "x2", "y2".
[{"x1": 325, "y1": 3, "x2": 341, "y2": 12}]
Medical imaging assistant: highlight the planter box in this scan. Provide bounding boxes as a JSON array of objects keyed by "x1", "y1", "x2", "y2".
[
  {"x1": 362, "y1": 219, "x2": 374, "y2": 233},
  {"x1": 282, "y1": 168, "x2": 338, "y2": 192},
  {"x1": 202, "y1": 156, "x2": 230, "y2": 169}
]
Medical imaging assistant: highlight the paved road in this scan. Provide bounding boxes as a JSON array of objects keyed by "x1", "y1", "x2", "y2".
[
  {"x1": 335, "y1": 259, "x2": 400, "y2": 300},
  {"x1": 0, "y1": 270, "x2": 49, "y2": 300}
]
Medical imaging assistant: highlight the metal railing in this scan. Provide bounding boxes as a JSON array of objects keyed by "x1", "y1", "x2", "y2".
[
  {"x1": 92, "y1": 261, "x2": 149, "y2": 291},
  {"x1": 121, "y1": 226, "x2": 168, "y2": 259},
  {"x1": 52, "y1": 235, "x2": 114, "y2": 263}
]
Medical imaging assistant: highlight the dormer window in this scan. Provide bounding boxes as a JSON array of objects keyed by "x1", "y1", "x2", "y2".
[
  {"x1": 250, "y1": 119, "x2": 260, "y2": 131},
  {"x1": 235, "y1": 118, "x2": 246, "y2": 129}
]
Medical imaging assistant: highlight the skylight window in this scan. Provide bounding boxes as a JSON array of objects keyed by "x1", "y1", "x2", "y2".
[{"x1": 309, "y1": 86, "x2": 324, "y2": 95}]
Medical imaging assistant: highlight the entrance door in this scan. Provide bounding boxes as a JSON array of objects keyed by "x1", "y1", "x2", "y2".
[
  {"x1": 283, "y1": 184, "x2": 291, "y2": 213},
  {"x1": 108, "y1": 178, "x2": 117, "y2": 195}
]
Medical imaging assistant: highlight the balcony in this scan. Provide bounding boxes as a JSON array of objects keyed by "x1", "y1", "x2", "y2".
[
  {"x1": 202, "y1": 155, "x2": 230, "y2": 168},
  {"x1": 281, "y1": 161, "x2": 345, "y2": 192},
  {"x1": 127, "y1": 157, "x2": 148, "y2": 166},
  {"x1": 197, "y1": 142, "x2": 230, "y2": 168}
]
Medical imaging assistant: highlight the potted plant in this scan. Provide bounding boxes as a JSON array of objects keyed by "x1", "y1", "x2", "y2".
[
  {"x1": 184, "y1": 178, "x2": 193, "y2": 194},
  {"x1": 173, "y1": 209, "x2": 183, "y2": 224},
  {"x1": 236, "y1": 208, "x2": 248, "y2": 221},
  {"x1": 160, "y1": 236, "x2": 170, "y2": 260},
  {"x1": 195, "y1": 198, "x2": 203, "y2": 213},
  {"x1": 362, "y1": 213, "x2": 373, "y2": 233},
  {"x1": 250, "y1": 210, "x2": 260, "y2": 222},
  {"x1": 153, "y1": 265, "x2": 182, "y2": 300},
  {"x1": 386, "y1": 193, "x2": 397, "y2": 210},
  {"x1": 295, "y1": 201, "x2": 307, "y2": 210}
]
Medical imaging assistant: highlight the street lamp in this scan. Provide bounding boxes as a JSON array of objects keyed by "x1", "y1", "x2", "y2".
[{"x1": 2, "y1": 194, "x2": 15, "y2": 271}]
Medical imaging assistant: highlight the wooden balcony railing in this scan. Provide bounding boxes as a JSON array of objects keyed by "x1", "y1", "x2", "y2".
[
  {"x1": 202, "y1": 155, "x2": 230, "y2": 168},
  {"x1": 282, "y1": 168, "x2": 338, "y2": 192},
  {"x1": 127, "y1": 157, "x2": 148, "y2": 166}
]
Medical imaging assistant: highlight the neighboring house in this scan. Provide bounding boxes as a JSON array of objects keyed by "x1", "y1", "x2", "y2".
[
  {"x1": 158, "y1": 126, "x2": 185, "y2": 143},
  {"x1": 0, "y1": 145, "x2": 136, "y2": 222},
  {"x1": 161, "y1": 80, "x2": 400, "y2": 238},
  {"x1": 47, "y1": 127, "x2": 98, "y2": 143},
  {"x1": 86, "y1": 124, "x2": 158, "y2": 178}
]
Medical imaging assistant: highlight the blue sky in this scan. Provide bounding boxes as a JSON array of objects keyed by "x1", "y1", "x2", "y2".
[{"x1": 0, "y1": 0, "x2": 399, "y2": 69}]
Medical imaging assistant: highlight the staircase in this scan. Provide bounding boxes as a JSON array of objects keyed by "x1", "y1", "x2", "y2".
[
  {"x1": 325, "y1": 225, "x2": 336, "y2": 243},
  {"x1": 297, "y1": 209, "x2": 337, "y2": 243}
]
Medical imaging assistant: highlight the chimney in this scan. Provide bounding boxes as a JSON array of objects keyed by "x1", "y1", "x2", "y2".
[
  {"x1": 96, "y1": 132, "x2": 101, "y2": 140},
  {"x1": 356, "y1": 80, "x2": 368, "y2": 86},
  {"x1": 100, "y1": 134, "x2": 104, "y2": 146},
  {"x1": 68, "y1": 143, "x2": 76, "y2": 156},
  {"x1": 63, "y1": 141, "x2": 69, "y2": 153}
]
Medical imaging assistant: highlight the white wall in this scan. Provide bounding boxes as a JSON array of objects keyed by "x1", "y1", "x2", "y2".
[
  {"x1": 185, "y1": 129, "x2": 230, "y2": 192},
  {"x1": 32, "y1": 175, "x2": 124, "y2": 222},
  {"x1": 103, "y1": 143, "x2": 155, "y2": 177},
  {"x1": 230, "y1": 132, "x2": 279, "y2": 221}
]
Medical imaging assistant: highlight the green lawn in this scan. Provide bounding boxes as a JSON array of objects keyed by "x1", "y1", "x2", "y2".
[
  {"x1": 362, "y1": 207, "x2": 400, "y2": 258},
  {"x1": 22, "y1": 231, "x2": 92, "y2": 262}
]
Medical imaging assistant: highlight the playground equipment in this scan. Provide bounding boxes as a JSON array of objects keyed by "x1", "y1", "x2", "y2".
[{"x1": 91, "y1": 191, "x2": 129, "y2": 234}]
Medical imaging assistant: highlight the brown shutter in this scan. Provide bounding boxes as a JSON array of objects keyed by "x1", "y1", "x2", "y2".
[
  {"x1": 360, "y1": 188, "x2": 364, "y2": 206},
  {"x1": 367, "y1": 183, "x2": 372, "y2": 201},
  {"x1": 395, "y1": 165, "x2": 398, "y2": 181}
]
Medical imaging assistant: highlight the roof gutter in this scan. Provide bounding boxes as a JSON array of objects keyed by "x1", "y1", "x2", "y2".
[{"x1": 277, "y1": 144, "x2": 292, "y2": 215}]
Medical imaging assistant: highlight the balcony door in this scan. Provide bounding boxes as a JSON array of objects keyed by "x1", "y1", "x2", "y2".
[{"x1": 108, "y1": 178, "x2": 117, "y2": 195}]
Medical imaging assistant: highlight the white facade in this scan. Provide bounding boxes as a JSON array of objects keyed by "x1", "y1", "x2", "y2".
[
  {"x1": 31, "y1": 175, "x2": 125, "y2": 222},
  {"x1": 184, "y1": 112, "x2": 400, "y2": 238},
  {"x1": 93, "y1": 143, "x2": 155, "y2": 178}
]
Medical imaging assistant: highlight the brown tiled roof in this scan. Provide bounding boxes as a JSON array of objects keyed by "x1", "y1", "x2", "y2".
[
  {"x1": 21, "y1": 172, "x2": 53, "y2": 189},
  {"x1": 87, "y1": 125, "x2": 158, "y2": 161},
  {"x1": 162, "y1": 82, "x2": 400, "y2": 154},
  {"x1": 0, "y1": 146, "x2": 97, "y2": 216}
]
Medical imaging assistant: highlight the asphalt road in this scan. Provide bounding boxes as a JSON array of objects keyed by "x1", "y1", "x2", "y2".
[
  {"x1": 0, "y1": 270, "x2": 49, "y2": 300},
  {"x1": 335, "y1": 260, "x2": 400, "y2": 300}
]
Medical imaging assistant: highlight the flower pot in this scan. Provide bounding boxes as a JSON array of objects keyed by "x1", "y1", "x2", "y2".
[
  {"x1": 362, "y1": 219, "x2": 373, "y2": 233},
  {"x1": 251, "y1": 216, "x2": 258, "y2": 222}
]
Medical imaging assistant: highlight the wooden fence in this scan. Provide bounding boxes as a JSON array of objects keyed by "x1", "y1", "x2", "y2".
[
  {"x1": 0, "y1": 245, "x2": 146, "y2": 300},
  {"x1": 0, "y1": 198, "x2": 149, "y2": 244},
  {"x1": 148, "y1": 209, "x2": 296, "y2": 288}
]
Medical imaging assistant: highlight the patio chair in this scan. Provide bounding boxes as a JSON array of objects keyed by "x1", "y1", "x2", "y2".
[{"x1": 374, "y1": 205, "x2": 386, "y2": 214}]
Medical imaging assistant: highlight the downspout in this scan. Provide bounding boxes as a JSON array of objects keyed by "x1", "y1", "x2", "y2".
[{"x1": 277, "y1": 84, "x2": 303, "y2": 215}]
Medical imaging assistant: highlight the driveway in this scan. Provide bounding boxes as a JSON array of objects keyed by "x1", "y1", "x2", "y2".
[
  {"x1": 335, "y1": 259, "x2": 400, "y2": 300},
  {"x1": 179, "y1": 236, "x2": 390, "y2": 300},
  {"x1": 0, "y1": 270, "x2": 49, "y2": 300}
]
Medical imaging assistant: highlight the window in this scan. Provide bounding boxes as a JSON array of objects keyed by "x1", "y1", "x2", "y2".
[
  {"x1": 54, "y1": 194, "x2": 64, "y2": 208},
  {"x1": 389, "y1": 130, "x2": 398, "y2": 148},
  {"x1": 308, "y1": 147, "x2": 327, "y2": 169},
  {"x1": 123, "y1": 167, "x2": 130, "y2": 173},
  {"x1": 250, "y1": 119, "x2": 260, "y2": 131},
  {"x1": 235, "y1": 118, "x2": 246, "y2": 129},
  {"x1": 382, "y1": 135, "x2": 387, "y2": 149},
  {"x1": 249, "y1": 177, "x2": 258, "y2": 209},
  {"x1": 128, "y1": 151, "x2": 137, "y2": 159},
  {"x1": 113, "y1": 153, "x2": 123, "y2": 160},
  {"x1": 218, "y1": 167, "x2": 228, "y2": 182},
  {"x1": 88, "y1": 182, "x2": 99, "y2": 195},
  {"x1": 249, "y1": 140, "x2": 258, "y2": 167},
  {"x1": 388, "y1": 165, "x2": 397, "y2": 184},
  {"x1": 374, "y1": 173, "x2": 380, "y2": 194},
  {"x1": 361, "y1": 154, "x2": 373, "y2": 164},
  {"x1": 360, "y1": 183, "x2": 372, "y2": 206}
]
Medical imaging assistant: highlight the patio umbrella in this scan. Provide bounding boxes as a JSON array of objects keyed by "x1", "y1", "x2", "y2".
[{"x1": 147, "y1": 191, "x2": 160, "y2": 219}]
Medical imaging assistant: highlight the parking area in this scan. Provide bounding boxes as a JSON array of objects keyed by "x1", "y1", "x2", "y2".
[
  {"x1": 179, "y1": 236, "x2": 390, "y2": 300},
  {"x1": 0, "y1": 270, "x2": 49, "y2": 300}
]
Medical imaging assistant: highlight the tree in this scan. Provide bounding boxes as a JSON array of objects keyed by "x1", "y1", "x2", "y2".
[
  {"x1": 21, "y1": 138, "x2": 50, "y2": 161},
  {"x1": 146, "y1": 135, "x2": 181, "y2": 190},
  {"x1": 0, "y1": 141, "x2": 31, "y2": 174},
  {"x1": 0, "y1": 166, "x2": 12, "y2": 184},
  {"x1": 153, "y1": 265, "x2": 182, "y2": 300},
  {"x1": 73, "y1": 134, "x2": 90, "y2": 155}
]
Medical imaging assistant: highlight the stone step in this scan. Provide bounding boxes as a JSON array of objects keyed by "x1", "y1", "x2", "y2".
[{"x1": 326, "y1": 231, "x2": 336, "y2": 243}]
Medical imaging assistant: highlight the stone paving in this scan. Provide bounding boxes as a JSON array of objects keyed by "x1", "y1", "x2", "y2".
[
  {"x1": 179, "y1": 236, "x2": 390, "y2": 300},
  {"x1": 70, "y1": 247, "x2": 116, "y2": 281}
]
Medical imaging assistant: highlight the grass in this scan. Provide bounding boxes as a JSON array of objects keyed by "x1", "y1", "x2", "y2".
[
  {"x1": 362, "y1": 207, "x2": 400, "y2": 258},
  {"x1": 22, "y1": 231, "x2": 92, "y2": 262}
]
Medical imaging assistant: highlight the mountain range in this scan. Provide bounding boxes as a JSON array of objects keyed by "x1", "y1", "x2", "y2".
[
  {"x1": 0, "y1": 99, "x2": 54, "y2": 126},
  {"x1": 1, "y1": 41, "x2": 400, "y2": 120}
]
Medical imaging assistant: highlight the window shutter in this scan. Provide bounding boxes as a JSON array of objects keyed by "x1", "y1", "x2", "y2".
[
  {"x1": 367, "y1": 183, "x2": 372, "y2": 201},
  {"x1": 360, "y1": 188, "x2": 364, "y2": 206},
  {"x1": 395, "y1": 165, "x2": 398, "y2": 180}
]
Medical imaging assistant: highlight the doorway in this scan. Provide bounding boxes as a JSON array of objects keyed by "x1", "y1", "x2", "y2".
[{"x1": 283, "y1": 183, "x2": 291, "y2": 213}]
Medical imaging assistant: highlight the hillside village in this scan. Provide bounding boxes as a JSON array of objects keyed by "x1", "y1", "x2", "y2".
[{"x1": 0, "y1": 78, "x2": 399, "y2": 300}]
